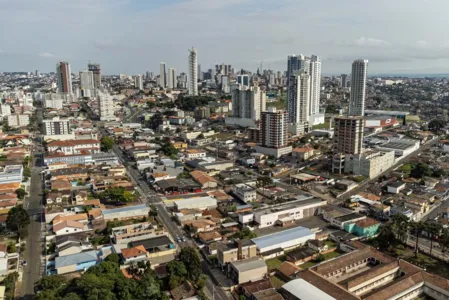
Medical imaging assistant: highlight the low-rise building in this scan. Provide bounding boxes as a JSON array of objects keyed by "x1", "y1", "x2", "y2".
[
  {"x1": 54, "y1": 250, "x2": 98, "y2": 275},
  {"x1": 232, "y1": 183, "x2": 257, "y2": 203},
  {"x1": 251, "y1": 226, "x2": 315, "y2": 255},
  {"x1": 229, "y1": 257, "x2": 267, "y2": 284},
  {"x1": 292, "y1": 146, "x2": 314, "y2": 161},
  {"x1": 344, "y1": 217, "x2": 380, "y2": 237},
  {"x1": 102, "y1": 204, "x2": 149, "y2": 221},
  {"x1": 121, "y1": 245, "x2": 148, "y2": 265},
  {"x1": 217, "y1": 240, "x2": 258, "y2": 269},
  {"x1": 329, "y1": 212, "x2": 366, "y2": 229},
  {"x1": 253, "y1": 198, "x2": 326, "y2": 228},
  {"x1": 344, "y1": 150, "x2": 395, "y2": 179}
]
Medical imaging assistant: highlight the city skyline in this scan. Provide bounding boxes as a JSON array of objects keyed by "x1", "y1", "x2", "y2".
[{"x1": 2, "y1": 0, "x2": 449, "y2": 75}]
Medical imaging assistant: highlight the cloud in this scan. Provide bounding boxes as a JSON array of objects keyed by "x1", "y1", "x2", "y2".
[
  {"x1": 38, "y1": 52, "x2": 55, "y2": 58},
  {"x1": 352, "y1": 37, "x2": 390, "y2": 47},
  {"x1": 415, "y1": 40, "x2": 428, "y2": 48}
]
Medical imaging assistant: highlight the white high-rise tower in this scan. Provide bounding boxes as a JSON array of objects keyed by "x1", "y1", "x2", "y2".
[
  {"x1": 287, "y1": 70, "x2": 310, "y2": 125},
  {"x1": 159, "y1": 62, "x2": 167, "y2": 88},
  {"x1": 188, "y1": 48, "x2": 198, "y2": 96},
  {"x1": 134, "y1": 74, "x2": 143, "y2": 90},
  {"x1": 79, "y1": 70, "x2": 94, "y2": 98},
  {"x1": 309, "y1": 55, "x2": 321, "y2": 117},
  {"x1": 348, "y1": 59, "x2": 368, "y2": 117},
  {"x1": 167, "y1": 68, "x2": 177, "y2": 89}
]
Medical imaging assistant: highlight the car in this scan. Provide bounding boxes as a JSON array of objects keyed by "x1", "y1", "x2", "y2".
[
  {"x1": 177, "y1": 237, "x2": 182, "y2": 243},
  {"x1": 182, "y1": 237, "x2": 186, "y2": 242},
  {"x1": 23, "y1": 261, "x2": 27, "y2": 266}
]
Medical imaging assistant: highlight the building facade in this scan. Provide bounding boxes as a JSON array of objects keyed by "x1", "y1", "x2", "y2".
[
  {"x1": 159, "y1": 62, "x2": 166, "y2": 88},
  {"x1": 167, "y1": 68, "x2": 177, "y2": 89},
  {"x1": 88, "y1": 63, "x2": 101, "y2": 91},
  {"x1": 56, "y1": 61, "x2": 72, "y2": 94},
  {"x1": 79, "y1": 70, "x2": 94, "y2": 98},
  {"x1": 348, "y1": 59, "x2": 368, "y2": 117},
  {"x1": 43, "y1": 117, "x2": 71, "y2": 136},
  {"x1": 188, "y1": 48, "x2": 198, "y2": 96},
  {"x1": 98, "y1": 93, "x2": 115, "y2": 121}
]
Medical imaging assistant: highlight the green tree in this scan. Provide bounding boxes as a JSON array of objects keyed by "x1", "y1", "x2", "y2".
[
  {"x1": 426, "y1": 222, "x2": 443, "y2": 256},
  {"x1": 233, "y1": 227, "x2": 257, "y2": 240},
  {"x1": 100, "y1": 187, "x2": 133, "y2": 203},
  {"x1": 147, "y1": 113, "x2": 164, "y2": 130},
  {"x1": 167, "y1": 260, "x2": 187, "y2": 279},
  {"x1": 178, "y1": 247, "x2": 202, "y2": 282},
  {"x1": 428, "y1": 119, "x2": 445, "y2": 133},
  {"x1": 104, "y1": 253, "x2": 120, "y2": 265},
  {"x1": 376, "y1": 224, "x2": 396, "y2": 250},
  {"x1": 410, "y1": 163, "x2": 432, "y2": 179},
  {"x1": 409, "y1": 221, "x2": 426, "y2": 257},
  {"x1": 160, "y1": 141, "x2": 178, "y2": 157},
  {"x1": 100, "y1": 136, "x2": 115, "y2": 152},
  {"x1": 15, "y1": 188, "x2": 27, "y2": 200},
  {"x1": 391, "y1": 214, "x2": 409, "y2": 243},
  {"x1": 257, "y1": 176, "x2": 273, "y2": 188},
  {"x1": 35, "y1": 275, "x2": 66, "y2": 292},
  {"x1": 6, "y1": 205, "x2": 30, "y2": 239}
]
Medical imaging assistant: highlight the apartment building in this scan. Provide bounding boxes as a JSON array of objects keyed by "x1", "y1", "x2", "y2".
[
  {"x1": 43, "y1": 117, "x2": 72, "y2": 136},
  {"x1": 7, "y1": 114, "x2": 29, "y2": 128},
  {"x1": 98, "y1": 93, "x2": 116, "y2": 121},
  {"x1": 344, "y1": 150, "x2": 395, "y2": 178},
  {"x1": 232, "y1": 183, "x2": 257, "y2": 203},
  {"x1": 255, "y1": 108, "x2": 292, "y2": 158},
  {"x1": 332, "y1": 116, "x2": 364, "y2": 174},
  {"x1": 217, "y1": 240, "x2": 258, "y2": 269}
]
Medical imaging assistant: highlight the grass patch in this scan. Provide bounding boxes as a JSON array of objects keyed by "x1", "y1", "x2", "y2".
[
  {"x1": 300, "y1": 250, "x2": 344, "y2": 270},
  {"x1": 266, "y1": 255, "x2": 286, "y2": 271},
  {"x1": 325, "y1": 240, "x2": 337, "y2": 249},
  {"x1": 212, "y1": 132, "x2": 235, "y2": 140},
  {"x1": 312, "y1": 120, "x2": 330, "y2": 130},
  {"x1": 393, "y1": 246, "x2": 449, "y2": 279},
  {"x1": 267, "y1": 99, "x2": 286, "y2": 110},
  {"x1": 269, "y1": 275, "x2": 286, "y2": 289}
]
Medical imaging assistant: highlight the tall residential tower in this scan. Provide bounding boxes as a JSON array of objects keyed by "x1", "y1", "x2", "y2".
[
  {"x1": 348, "y1": 59, "x2": 369, "y2": 117},
  {"x1": 88, "y1": 63, "x2": 101, "y2": 91},
  {"x1": 188, "y1": 48, "x2": 198, "y2": 96},
  {"x1": 56, "y1": 61, "x2": 72, "y2": 94},
  {"x1": 159, "y1": 62, "x2": 167, "y2": 88}
]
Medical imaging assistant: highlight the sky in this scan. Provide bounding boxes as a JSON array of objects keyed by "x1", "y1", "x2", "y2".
[{"x1": 1, "y1": 0, "x2": 449, "y2": 75}]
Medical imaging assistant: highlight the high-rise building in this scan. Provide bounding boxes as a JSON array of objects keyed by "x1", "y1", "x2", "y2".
[
  {"x1": 332, "y1": 116, "x2": 364, "y2": 174},
  {"x1": 88, "y1": 63, "x2": 101, "y2": 91},
  {"x1": 98, "y1": 93, "x2": 116, "y2": 121},
  {"x1": 231, "y1": 85, "x2": 266, "y2": 121},
  {"x1": 333, "y1": 116, "x2": 364, "y2": 155},
  {"x1": 340, "y1": 74, "x2": 348, "y2": 88},
  {"x1": 237, "y1": 75, "x2": 250, "y2": 86},
  {"x1": 188, "y1": 48, "x2": 198, "y2": 96},
  {"x1": 134, "y1": 75, "x2": 143, "y2": 90},
  {"x1": 287, "y1": 55, "x2": 309, "y2": 84},
  {"x1": 56, "y1": 61, "x2": 72, "y2": 94},
  {"x1": 79, "y1": 70, "x2": 94, "y2": 98},
  {"x1": 43, "y1": 117, "x2": 71, "y2": 136},
  {"x1": 260, "y1": 108, "x2": 288, "y2": 149},
  {"x1": 160, "y1": 62, "x2": 167, "y2": 88},
  {"x1": 309, "y1": 55, "x2": 321, "y2": 117},
  {"x1": 348, "y1": 59, "x2": 368, "y2": 117},
  {"x1": 287, "y1": 70, "x2": 310, "y2": 125},
  {"x1": 197, "y1": 64, "x2": 203, "y2": 81},
  {"x1": 167, "y1": 68, "x2": 177, "y2": 89}
]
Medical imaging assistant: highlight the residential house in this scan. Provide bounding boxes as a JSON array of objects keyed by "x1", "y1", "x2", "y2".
[
  {"x1": 47, "y1": 139, "x2": 100, "y2": 155},
  {"x1": 387, "y1": 181, "x2": 406, "y2": 194},
  {"x1": 292, "y1": 146, "x2": 314, "y2": 161},
  {"x1": 198, "y1": 231, "x2": 222, "y2": 244},
  {"x1": 344, "y1": 217, "x2": 381, "y2": 237},
  {"x1": 53, "y1": 220, "x2": 86, "y2": 236},
  {"x1": 121, "y1": 245, "x2": 148, "y2": 265},
  {"x1": 285, "y1": 248, "x2": 316, "y2": 266},
  {"x1": 170, "y1": 281, "x2": 196, "y2": 300},
  {"x1": 54, "y1": 250, "x2": 98, "y2": 275},
  {"x1": 307, "y1": 240, "x2": 328, "y2": 253},
  {"x1": 55, "y1": 236, "x2": 93, "y2": 257},
  {"x1": 46, "y1": 191, "x2": 70, "y2": 204},
  {"x1": 190, "y1": 170, "x2": 218, "y2": 189}
]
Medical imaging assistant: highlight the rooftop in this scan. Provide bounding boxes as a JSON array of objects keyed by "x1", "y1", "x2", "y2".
[
  {"x1": 251, "y1": 226, "x2": 314, "y2": 250},
  {"x1": 102, "y1": 204, "x2": 148, "y2": 215},
  {"x1": 231, "y1": 257, "x2": 267, "y2": 272},
  {"x1": 55, "y1": 250, "x2": 98, "y2": 269}
]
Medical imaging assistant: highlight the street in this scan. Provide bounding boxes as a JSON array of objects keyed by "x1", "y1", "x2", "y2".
[{"x1": 100, "y1": 126, "x2": 230, "y2": 300}]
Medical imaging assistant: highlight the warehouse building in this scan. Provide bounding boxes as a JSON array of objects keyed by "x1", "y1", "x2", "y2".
[
  {"x1": 173, "y1": 196, "x2": 217, "y2": 211},
  {"x1": 254, "y1": 198, "x2": 326, "y2": 228},
  {"x1": 251, "y1": 226, "x2": 315, "y2": 255}
]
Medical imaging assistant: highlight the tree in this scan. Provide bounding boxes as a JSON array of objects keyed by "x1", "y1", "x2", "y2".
[
  {"x1": 409, "y1": 221, "x2": 426, "y2": 257},
  {"x1": 104, "y1": 253, "x2": 120, "y2": 265},
  {"x1": 426, "y1": 222, "x2": 443, "y2": 256},
  {"x1": 100, "y1": 187, "x2": 133, "y2": 203},
  {"x1": 35, "y1": 275, "x2": 67, "y2": 292},
  {"x1": 6, "y1": 205, "x2": 30, "y2": 239},
  {"x1": 178, "y1": 247, "x2": 202, "y2": 282},
  {"x1": 428, "y1": 119, "x2": 445, "y2": 134},
  {"x1": 147, "y1": 113, "x2": 164, "y2": 130},
  {"x1": 100, "y1": 136, "x2": 115, "y2": 152},
  {"x1": 232, "y1": 227, "x2": 257, "y2": 240},
  {"x1": 15, "y1": 188, "x2": 27, "y2": 200},
  {"x1": 167, "y1": 260, "x2": 187, "y2": 279},
  {"x1": 160, "y1": 141, "x2": 178, "y2": 157},
  {"x1": 410, "y1": 163, "x2": 432, "y2": 179},
  {"x1": 440, "y1": 228, "x2": 449, "y2": 255},
  {"x1": 391, "y1": 214, "x2": 409, "y2": 243},
  {"x1": 377, "y1": 224, "x2": 396, "y2": 250},
  {"x1": 257, "y1": 176, "x2": 273, "y2": 188}
]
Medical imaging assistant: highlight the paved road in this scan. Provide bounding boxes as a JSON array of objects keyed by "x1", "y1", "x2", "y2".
[
  {"x1": 21, "y1": 127, "x2": 44, "y2": 298},
  {"x1": 99, "y1": 126, "x2": 230, "y2": 300}
]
